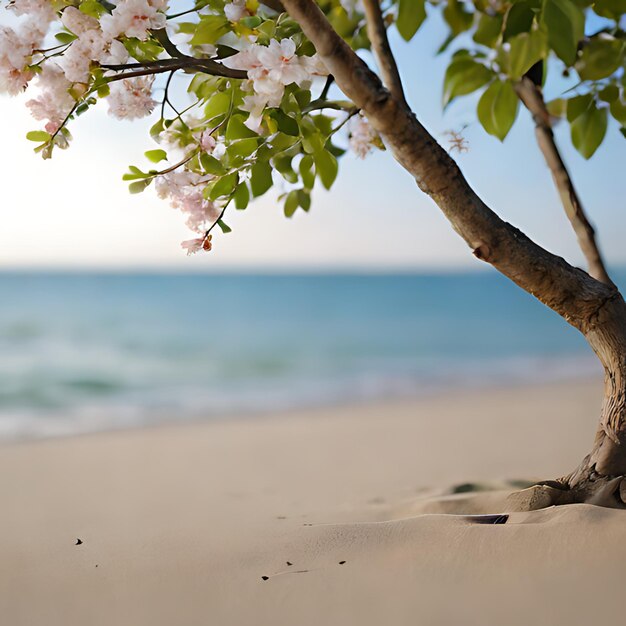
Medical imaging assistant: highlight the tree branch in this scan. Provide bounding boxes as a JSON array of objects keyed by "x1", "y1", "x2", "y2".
[
  {"x1": 515, "y1": 76, "x2": 613, "y2": 286},
  {"x1": 102, "y1": 57, "x2": 247, "y2": 81},
  {"x1": 280, "y1": 0, "x2": 617, "y2": 332},
  {"x1": 362, "y1": 0, "x2": 407, "y2": 106},
  {"x1": 260, "y1": 0, "x2": 285, "y2": 12}
]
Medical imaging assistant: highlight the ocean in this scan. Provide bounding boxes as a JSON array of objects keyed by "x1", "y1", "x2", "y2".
[{"x1": 0, "y1": 270, "x2": 609, "y2": 440}]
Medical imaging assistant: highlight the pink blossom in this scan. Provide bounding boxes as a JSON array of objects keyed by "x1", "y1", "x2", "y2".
[
  {"x1": 58, "y1": 29, "x2": 108, "y2": 83},
  {"x1": 8, "y1": 0, "x2": 56, "y2": 31},
  {"x1": 26, "y1": 63, "x2": 75, "y2": 133},
  {"x1": 224, "y1": 0, "x2": 249, "y2": 22},
  {"x1": 199, "y1": 131, "x2": 217, "y2": 153},
  {"x1": 156, "y1": 171, "x2": 221, "y2": 234},
  {"x1": 0, "y1": 23, "x2": 43, "y2": 94},
  {"x1": 61, "y1": 7, "x2": 100, "y2": 35},
  {"x1": 107, "y1": 76, "x2": 157, "y2": 120},
  {"x1": 181, "y1": 237, "x2": 206, "y2": 255},
  {"x1": 100, "y1": 0, "x2": 168, "y2": 41},
  {"x1": 349, "y1": 114, "x2": 379, "y2": 159}
]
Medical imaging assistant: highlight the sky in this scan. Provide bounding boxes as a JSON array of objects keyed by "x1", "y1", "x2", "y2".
[{"x1": 0, "y1": 9, "x2": 623, "y2": 271}]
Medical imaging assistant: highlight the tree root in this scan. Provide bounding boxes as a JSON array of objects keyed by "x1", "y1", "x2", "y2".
[{"x1": 506, "y1": 471, "x2": 626, "y2": 512}]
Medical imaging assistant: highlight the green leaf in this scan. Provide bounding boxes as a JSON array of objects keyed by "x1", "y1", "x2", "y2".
[
  {"x1": 473, "y1": 14, "x2": 503, "y2": 48},
  {"x1": 273, "y1": 110, "x2": 300, "y2": 137},
  {"x1": 273, "y1": 154, "x2": 298, "y2": 183},
  {"x1": 200, "y1": 153, "x2": 227, "y2": 175},
  {"x1": 503, "y1": 1, "x2": 535, "y2": 41},
  {"x1": 575, "y1": 37, "x2": 624, "y2": 81},
  {"x1": 546, "y1": 98, "x2": 566, "y2": 117},
  {"x1": 593, "y1": 0, "x2": 626, "y2": 19},
  {"x1": 443, "y1": 0, "x2": 474, "y2": 36},
  {"x1": 55, "y1": 32, "x2": 77, "y2": 44},
  {"x1": 570, "y1": 103, "x2": 608, "y2": 159},
  {"x1": 396, "y1": 0, "x2": 426, "y2": 42},
  {"x1": 26, "y1": 130, "x2": 51, "y2": 142},
  {"x1": 298, "y1": 189, "x2": 311, "y2": 212},
  {"x1": 566, "y1": 94, "x2": 593, "y2": 122},
  {"x1": 477, "y1": 80, "x2": 519, "y2": 140},
  {"x1": 610, "y1": 99, "x2": 626, "y2": 125},
  {"x1": 217, "y1": 219, "x2": 232, "y2": 234},
  {"x1": 233, "y1": 182, "x2": 250, "y2": 209},
  {"x1": 541, "y1": 0, "x2": 584, "y2": 66},
  {"x1": 129, "y1": 179, "x2": 151, "y2": 194},
  {"x1": 227, "y1": 137, "x2": 259, "y2": 159},
  {"x1": 79, "y1": 0, "x2": 107, "y2": 18},
  {"x1": 145, "y1": 149, "x2": 167, "y2": 163},
  {"x1": 204, "y1": 91, "x2": 232, "y2": 120},
  {"x1": 210, "y1": 172, "x2": 239, "y2": 200},
  {"x1": 191, "y1": 15, "x2": 230, "y2": 45},
  {"x1": 314, "y1": 149, "x2": 338, "y2": 190},
  {"x1": 443, "y1": 58, "x2": 493, "y2": 106},
  {"x1": 507, "y1": 30, "x2": 547, "y2": 79},
  {"x1": 250, "y1": 161, "x2": 273, "y2": 197},
  {"x1": 299, "y1": 155, "x2": 315, "y2": 189},
  {"x1": 226, "y1": 115, "x2": 259, "y2": 139},
  {"x1": 284, "y1": 190, "x2": 299, "y2": 217},
  {"x1": 599, "y1": 85, "x2": 619, "y2": 103}
]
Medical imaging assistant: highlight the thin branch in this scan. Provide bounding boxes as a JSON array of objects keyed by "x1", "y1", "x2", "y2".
[
  {"x1": 514, "y1": 76, "x2": 613, "y2": 286},
  {"x1": 280, "y1": 0, "x2": 617, "y2": 333},
  {"x1": 361, "y1": 0, "x2": 407, "y2": 106}
]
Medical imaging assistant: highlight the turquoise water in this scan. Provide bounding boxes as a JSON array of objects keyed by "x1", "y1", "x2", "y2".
[{"x1": 0, "y1": 270, "x2": 609, "y2": 439}]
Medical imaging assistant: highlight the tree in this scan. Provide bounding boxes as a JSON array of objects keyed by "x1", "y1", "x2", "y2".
[{"x1": 1, "y1": 0, "x2": 625, "y2": 509}]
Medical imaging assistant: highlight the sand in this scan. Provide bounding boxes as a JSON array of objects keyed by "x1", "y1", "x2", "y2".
[{"x1": 2, "y1": 379, "x2": 626, "y2": 626}]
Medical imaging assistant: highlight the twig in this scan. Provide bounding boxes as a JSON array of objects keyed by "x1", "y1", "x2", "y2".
[
  {"x1": 362, "y1": 0, "x2": 407, "y2": 106},
  {"x1": 515, "y1": 76, "x2": 613, "y2": 286}
]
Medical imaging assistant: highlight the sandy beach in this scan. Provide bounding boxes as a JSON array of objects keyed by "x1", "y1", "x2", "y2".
[{"x1": 3, "y1": 378, "x2": 625, "y2": 626}]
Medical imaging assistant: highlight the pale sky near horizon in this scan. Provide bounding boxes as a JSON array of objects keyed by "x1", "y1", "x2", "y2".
[{"x1": 0, "y1": 10, "x2": 623, "y2": 271}]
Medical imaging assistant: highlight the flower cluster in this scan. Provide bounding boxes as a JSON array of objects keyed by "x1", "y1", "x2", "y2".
[
  {"x1": 0, "y1": 1, "x2": 167, "y2": 127},
  {"x1": 156, "y1": 170, "x2": 222, "y2": 234},
  {"x1": 0, "y1": 0, "x2": 54, "y2": 94},
  {"x1": 100, "y1": 0, "x2": 167, "y2": 40},
  {"x1": 25, "y1": 63, "x2": 74, "y2": 135},
  {"x1": 108, "y1": 75, "x2": 157, "y2": 120},
  {"x1": 1, "y1": 1, "x2": 353, "y2": 256},
  {"x1": 224, "y1": 0, "x2": 252, "y2": 22},
  {"x1": 224, "y1": 38, "x2": 327, "y2": 132},
  {"x1": 348, "y1": 114, "x2": 380, "y2": 159}
]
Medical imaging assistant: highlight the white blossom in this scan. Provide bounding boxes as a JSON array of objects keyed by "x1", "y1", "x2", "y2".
[
  {"x1": 224, "y1": 39, "x2": 326, "y2": 132},
  {"x1": 349, "y1": 114, "x2": 379, "y2": 159}
]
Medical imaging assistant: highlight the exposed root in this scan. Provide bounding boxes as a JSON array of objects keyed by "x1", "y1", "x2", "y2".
[{"x1": 505, "y1": 472, "x2": 626, "y2": 512}]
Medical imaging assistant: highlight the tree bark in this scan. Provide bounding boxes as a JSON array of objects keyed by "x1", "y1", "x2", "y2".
[
  {"x1": 514, "y1": 77, "x2": 613, "y2": 286},
  {"x1": 282, "y1": 0, "x2": 626, "y2": 508}
]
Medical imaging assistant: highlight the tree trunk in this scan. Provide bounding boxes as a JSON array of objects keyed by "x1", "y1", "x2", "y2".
[{"x1": 281, "y1": 0, "x2": 626, "y2": 510}]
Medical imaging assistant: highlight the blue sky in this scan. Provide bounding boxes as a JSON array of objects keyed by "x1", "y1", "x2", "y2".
[{"x1": 0, "y1": 8, "x2": 623, "y2": 270}]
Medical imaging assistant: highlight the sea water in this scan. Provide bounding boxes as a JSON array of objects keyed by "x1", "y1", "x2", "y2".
[{"x1": 0, "y1": 270, "x2": 611, "y2": 439}]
